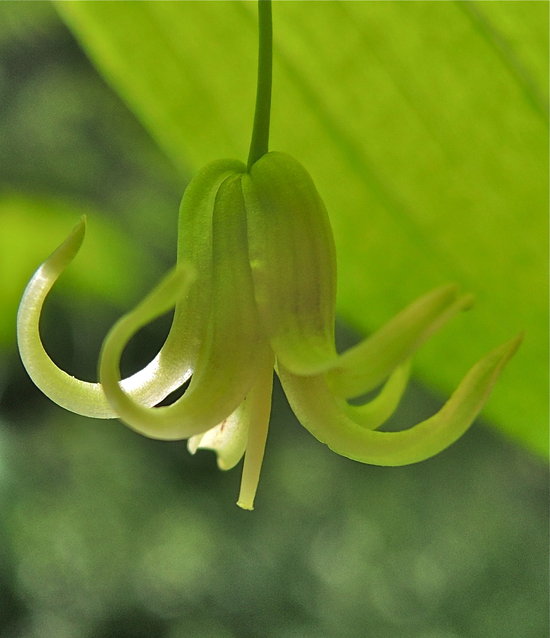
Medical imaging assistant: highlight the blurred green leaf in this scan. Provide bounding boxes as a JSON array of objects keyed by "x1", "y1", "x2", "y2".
[
  {"x1": 54, "y1": 1, "x2": 548, "y2": 456},
  {"x1": 0, "y1": 193, "x2": 151, "y2": 347}
]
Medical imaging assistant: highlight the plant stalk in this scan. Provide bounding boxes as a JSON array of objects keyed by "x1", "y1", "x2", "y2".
[{"x1": 247, "y1": 0, "x2": 272, "y2": 170}]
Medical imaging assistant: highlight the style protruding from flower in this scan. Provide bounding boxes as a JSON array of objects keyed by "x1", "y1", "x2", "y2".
[{"x1": 16, "y1": 1, "x2": 520, "y2": 510}]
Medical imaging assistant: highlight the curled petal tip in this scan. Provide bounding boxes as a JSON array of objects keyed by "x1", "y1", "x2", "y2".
[
  {"x1": 491, "y1": 332, "x2": 523, "y2": 367},
  {"x1": 44, "y1": 216, "x2": 86, "y2": 275},
  {"x1": 328, "y1": 284, "x2": 477, "y2": 399},
  {"x1": 460, "y1": 293, "x2": 476, "y2": 311},
  {"x1": 17, "y1": 219, "x2": 196, "y2": 419},
  {"x1": 435, "y1": 282, "x2": 459, "y2": 297},
  {"x1": 508, "y1": 333, "x2": 524, "y2": 368},
  {"x1": 187, "y1": 438, "x2": 199, "y2": 455},
  {"x1": 16, "y1": 217, "x2": 116, "y2": 418}
]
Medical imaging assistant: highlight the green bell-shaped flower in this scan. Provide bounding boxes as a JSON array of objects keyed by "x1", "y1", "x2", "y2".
[
  {"x1": 16, "y1": 0, "x2": 521, "y2": 510},
  {"x1": 17, "y1": 151, "x2": 520, "y2": 509}
]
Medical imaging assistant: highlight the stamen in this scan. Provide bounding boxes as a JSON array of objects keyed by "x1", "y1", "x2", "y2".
[{"x1": 236, "y1": 361, "x2": 274, "y2": 511}]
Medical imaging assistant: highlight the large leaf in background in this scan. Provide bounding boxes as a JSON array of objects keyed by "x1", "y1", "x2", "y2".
[
  {"x1": 55, "y1": 1, "x2": 548, "y2": 456},
  {"x1": 1, "y1": 194, "x2": 152, "y2": 347}
]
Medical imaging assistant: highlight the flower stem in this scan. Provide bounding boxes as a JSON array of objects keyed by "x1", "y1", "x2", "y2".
[{"x1": 247, "y1": 0, "x2": 272, "y2": 170}]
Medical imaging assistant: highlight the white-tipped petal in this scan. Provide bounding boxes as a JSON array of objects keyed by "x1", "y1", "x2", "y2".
[
  {"x1": 99, "y1": 174, "x2": 272, "y2": 441},
  {"x1": 280, "y1": 336, "x2": 521, "y2": 466},
  {"x1": 16, "y1": 218, "x2": 192, "y2": 418},
  {"x1": 188, "y1": 411, "x2": 249, "y2": 471},
  {"x1": 327, "y1": 285, "x2": 474, "y2": 398}
]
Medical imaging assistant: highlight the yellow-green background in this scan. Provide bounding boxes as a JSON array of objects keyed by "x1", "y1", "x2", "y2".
[{"x1": 0, "y1": 2, "x2": 547, "y2": 637}]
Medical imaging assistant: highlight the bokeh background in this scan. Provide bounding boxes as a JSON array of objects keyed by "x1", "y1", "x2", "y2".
[{"x1": 0, "y1": 3, "x2": 547, "y2": 638}]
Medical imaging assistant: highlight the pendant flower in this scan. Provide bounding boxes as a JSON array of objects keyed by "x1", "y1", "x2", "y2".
[{"x1": 17, "y1": 151, "x2": 520, "y2": 509}]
